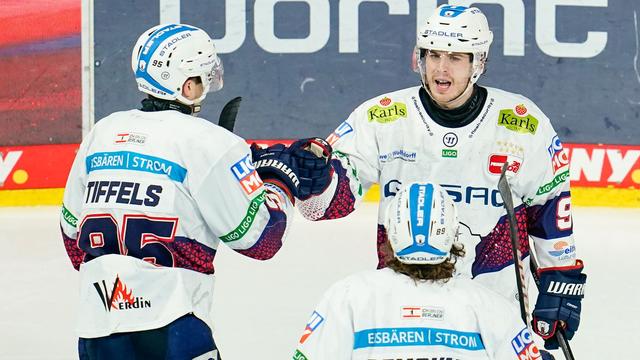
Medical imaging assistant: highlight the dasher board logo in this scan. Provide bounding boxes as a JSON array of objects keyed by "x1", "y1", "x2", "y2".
[
  {"x1": 114, "y1": 132, "x2": 147, "y2": 145},
  {"x1": 488, "y1": 154, "x2": 523, "y2": 175},
  {"x1": 498, "y1": 104, "x2": 538, "y2": 135},
  {"x1": 94, "y1": 275, "x2": 151, "y2": 312},
  {"x1": 367, "y1": 97, "x2": 407, "y2": 124},
  {"x1": 401, "y1": 306, "x2": 444, "y2": 320}
]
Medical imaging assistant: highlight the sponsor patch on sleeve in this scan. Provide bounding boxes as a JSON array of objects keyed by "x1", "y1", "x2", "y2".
[
  {"x1": 326, "y1": 120, "x2": 354, "y2": 146},
  {"x1": 511, "y1": 327, "x2": 542, "y2": 359},
  {"x1": 230, "y1": 154, "x2": 263, "y2": 195},
  {"x1": 299, "y1": 311, "x2": 325, "y2": 344}
]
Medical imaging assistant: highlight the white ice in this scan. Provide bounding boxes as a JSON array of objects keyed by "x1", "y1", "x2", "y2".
[{"x1": 0, "y1": 204, "x2": 638, "y2": 359}]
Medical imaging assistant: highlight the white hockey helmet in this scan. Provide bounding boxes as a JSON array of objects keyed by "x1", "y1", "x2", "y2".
[
  {"x1": 415, "y1": 5, "x2": 493, "y2": 84},
  {"x1": 131, "y1": 23, "x2": 224, "y2": 105},
  {"x1": 384, "y1": 182, "x2": 459, "y2": 265}
]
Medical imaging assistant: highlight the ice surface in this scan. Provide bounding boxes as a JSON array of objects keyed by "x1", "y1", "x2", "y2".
[{"x1": 0, "y1": 204, "x2": 638, "y2": 359}]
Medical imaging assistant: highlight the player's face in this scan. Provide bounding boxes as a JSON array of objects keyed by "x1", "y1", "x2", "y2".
[{"x1": 423, "y1": 50, "x2": 473, "y2": 108}]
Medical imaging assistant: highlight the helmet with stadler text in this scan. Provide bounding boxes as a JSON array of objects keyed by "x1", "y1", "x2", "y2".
[
  {"x1": 415, "y1": 5, "x2": 493, "y2": 84},
  {"x1": 131, "y1": 23, "x2": 224, "y2": 105},
  {"x1": 384, "y1": 182, "x2": 460, "y2": 265}
]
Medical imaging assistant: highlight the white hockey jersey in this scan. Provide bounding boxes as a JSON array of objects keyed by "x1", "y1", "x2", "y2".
[
  {"x1": 294, "y1": 268, "x2": 543, "y2": 360},
  {"x1": 60, "y1": 109, "x2": 293, "y2": 338},
  {"x1": 300, "y1": 85, "x2": 577, "y2": 303}
]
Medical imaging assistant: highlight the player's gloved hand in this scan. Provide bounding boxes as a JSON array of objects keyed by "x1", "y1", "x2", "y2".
[
  {"x1": 251, "y1": 143, "x2": 301, "y2": 204},
  {"x1": 287, "y1": 137, "x2": 333, "y2": 200},
  {"x1": 532, "y1": 260, "x2": 586, "y2": 350},
  {"x1": 540, "y1": 350, "x2": 556, "y2": 360}
]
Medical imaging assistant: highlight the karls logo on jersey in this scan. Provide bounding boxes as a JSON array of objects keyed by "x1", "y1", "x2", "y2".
[
  {"x1": 230, "y1": 154, "x2": 263, "y2": 195},
  {"x1": 548, "y1": 240, "x2": 576, "y2": 260},
  {"x1": 114, "y1": 132, "x2": 147, "y2": 145},
  {"x1": 401, "y1": 306, "x2": 444, "y2": 320},
  {"x1": 367, "y1": 99, "x2": 407, "y2": 124},
  {"x1": 93, "y1": 276, "x2": 151, "y2": 312},
  {"x1": 299, "y1": 311, "x2": 324, "y2": 344},
  {"x1": 547, "y1": 135, "x2": 569, "y2": 173},
  {"x1": 0, "y1": 150, "x2": 23, "y2": 187},
  {"x1": 498, "y1": 104, "x2": 538, "y2": 135},
  {"x1": 326, "y1": 120, "x2": 353, "y2": 146},
  {"x1": 488, "y1": 154, "x2": 523, "y2": 175},
  {"x1": 511, "y1": 328, "x2": 541, "y2": 360},
  {"x1": 442, "y1": 132, "x2": 458, "y2": 147}
]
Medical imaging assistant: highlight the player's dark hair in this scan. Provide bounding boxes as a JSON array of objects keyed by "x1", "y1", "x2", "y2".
[{"x1": 383, "y1": 240, "x2": 465, "y2": 284}]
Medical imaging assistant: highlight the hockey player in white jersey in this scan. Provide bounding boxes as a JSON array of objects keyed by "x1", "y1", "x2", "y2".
[
  {"x1": 60, "y1": 23, "x2": 321, "y2": 359},
  {"x1": 296, "y1": 5, "x2": 586, "y2": 350},
  {"x1": 294, "y1": 182, "x2": 553, "y2": 360}
]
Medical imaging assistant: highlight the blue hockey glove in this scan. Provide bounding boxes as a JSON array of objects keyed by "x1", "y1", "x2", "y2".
[
  {"x1": 251, "y1": 143, "x2": 301, "y2": 203},
  {"x1": 532, "y1": 260, "x2": 586, "y2": 350},
  {"x1": 288, "y1": 138, "x2": 333, "y2": 200}
]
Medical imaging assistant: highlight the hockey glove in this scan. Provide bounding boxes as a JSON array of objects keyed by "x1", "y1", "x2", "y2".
[
  {"x1": 532, "y1": 260, "x2": 586, "y2": 350},
  {"x1": 251, "y1": 143, "x2": 301, "y2": 204},
  {"x1": 288, "y1": 137, "x2": 333, "y2": 200}
]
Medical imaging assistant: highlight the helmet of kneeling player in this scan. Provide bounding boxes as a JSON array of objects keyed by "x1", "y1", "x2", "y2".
[
  {"x1": 415, "y1": 5, "x2": 493, "y2": 87},
  {"x1": 384, "y1": 182, "x2": 460, "y2": 265},
  {"x1": 131, "y1": 23, "x2": 224, "y2": 106}
]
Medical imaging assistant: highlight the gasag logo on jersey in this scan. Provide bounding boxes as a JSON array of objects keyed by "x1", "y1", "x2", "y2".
[
  {"x1": 401, "y1": 306, "x2": 444, "y2": 320},
  {"x1": 367, "y1": 99, "x2": 407, "y2": 124},
  {"x1": 442, "y1": 149, "x2": 458, "y2": 158},
  {"x1": 511, "y1": 328, "x2": 541, "y2": 359},
  {"x1": 384, "y1": 180, "x2": 503, "y2": 208},
  {"x1": 94, "y1": 276, "x2": 151, "y2": 312},
  {"x1": 488, "y1": 154, "x2": 523, "y2": 175},
  {"x1": 326, "y1": 120, "x2": 353, "y2": 146},
  {"x1": 114, "y1": 132, "x2": 147, "y2": 145},
  {"x1": 231, "y1": 154, "x2": 263, "y2": 195},
  {"x1": 379, "y1": 149, "x2": 417, "y2": 163},
  {"x1": 299, "y1": 311, "x2": 324, "y2": 344},
  {"x1": 498, "y1": 105, "x2": 538, "y2": 135},
  {"x1": 547, "y1": 135, "x2": 569, "y2": 173},
  {"x1": 548, "y1": 241, "x2": 576, "y2": 260}
]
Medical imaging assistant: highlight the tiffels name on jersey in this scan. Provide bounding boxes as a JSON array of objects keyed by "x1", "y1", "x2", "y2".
[
  {"x1": 498, "y1": 105, "x2": 538, "y2": 135},
  {"x1": 401, "y1": 306, "x2": 444, "y2": 320},
  {"x1": 327, "y1": 121, "x2": 353, "y2": 146},
  {"x1": 94, "y1": 276, "x2": 151, "y2": 312},
  {"x1": 115, "y1": 132, "x2": 147, "y2": 145},
  {"x1": 511, "y1": 328, "x2": 541, "y2": 360},
  {"x1": 368, "y1": 98, "x2": 407, "y2": 124},
  {"x1": 379, "y1": 149, "x2": 417, "y2": 163},
  {"x1": 488, "y1": 154, "x2": 522, "y2": 175},
  {"x1": 84, "y1": 180, "x2": 162, "y2": 207},
  {"x1": 231, "y1": 154, "x2": 263, "y2": 195}
]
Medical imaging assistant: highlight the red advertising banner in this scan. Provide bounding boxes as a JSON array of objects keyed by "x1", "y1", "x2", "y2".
[{"x1": 0, "y1": 142, "x2": 638, "y2": 206}]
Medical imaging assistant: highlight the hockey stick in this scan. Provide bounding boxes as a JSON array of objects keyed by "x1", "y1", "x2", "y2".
[
  {"x1": 218, "y1": 96, "x2": 242, "y2": 132},
  {"x1": 498, "y1": 164, "x2": 575, "y2": 360}
]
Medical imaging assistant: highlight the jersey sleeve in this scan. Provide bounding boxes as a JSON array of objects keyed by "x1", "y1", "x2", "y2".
[
  {"x1": 193, "y1": 139, "x2": 294, "y2": 260},
  {"x1": 293, "y1": 279, "x2": 355, "y2": 360},
  {"x1": 515, "y1": 102, "x2": 576, "y2": 269},
  {"x1": 297, "y1": 105, "x2": 380, "y2": 221},
  {"x1": 60, "y1": 133, "x2": 93, "y2": 270},
  {"x1": 475, "y1": 286, "x2": 543, "y2": 359}
]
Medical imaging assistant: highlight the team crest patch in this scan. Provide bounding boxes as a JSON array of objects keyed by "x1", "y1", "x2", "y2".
[
  {"x1": 367, "y1": 98, "x2": 407, "y2": 124},
  {"x1": 488, "y1": 154, "x2": 523, "y2": 175},
  {"x1": 498, "y1": 104, "x2": 538, "y2": 135}
]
